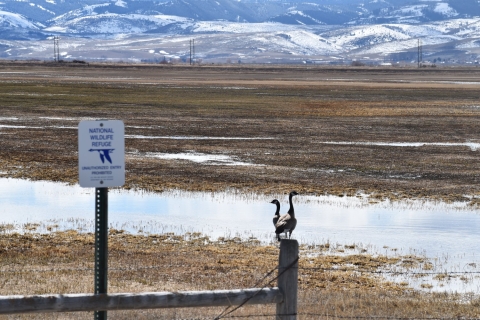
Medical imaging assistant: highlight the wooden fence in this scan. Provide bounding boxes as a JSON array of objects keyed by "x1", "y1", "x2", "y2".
[{"x1": 0, "y1": 239, "x2": 299, "y2": 319}]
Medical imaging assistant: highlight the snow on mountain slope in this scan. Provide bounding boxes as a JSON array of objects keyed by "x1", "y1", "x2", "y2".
[
  {"x1": 326, "y1": 24, "x2": 412, "y2": 51},
  {"x1": 391, "y1": 5, "x2": 427, "y2": 18},
  {"x1": 271, "y1": 30, "x2": 341, "y2": 54},
  {"x1": 30, "y1": 3, "x2": 56, "y2": 16},
  {"x1": 49, "y1": 3, "x2": 111, "y2": 25},
  {"x1": 46, "y1": 13, "x2": 191, "y2": 34},
  {"x1": 358, "y1": 34, "x2": 460, "y2": 55},
  {"x1": 33, "y1": 15, "x2": 480, "y2": 61},
  {"x1": 191, "y1": 21, "x2": 303, "y2": 33},
  {"x1": 1, "y1": 0, "x2": 480, "y2": 62},
  {"x1": 455, "y1": 20, "x2": 480, "y2": 38},
  {"x1": 114, "y1": 0, "x2": 127, "y2": 8},
  {"x1": 0, "y1": 10, "x2": 41, "y2": 29},
  {"x1": 434, "y1": 2, "x2": 457, "y2": 18}
]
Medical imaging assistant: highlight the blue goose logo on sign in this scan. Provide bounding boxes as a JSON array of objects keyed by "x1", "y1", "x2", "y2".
[
  {"x1": 78, "y1": 120, "x2": 125, "y2": 188},
  {"x1": 89, "y1": 149, "x2": 115, "y2": 164}
]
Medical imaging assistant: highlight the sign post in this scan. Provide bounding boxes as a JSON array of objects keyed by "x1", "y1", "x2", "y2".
[
  {"x1": 78, "y1": 120, "x2": 125, "y2": 320},
  {"x1": 94, "y1": 187, "x2": 108, "y2": 320}
]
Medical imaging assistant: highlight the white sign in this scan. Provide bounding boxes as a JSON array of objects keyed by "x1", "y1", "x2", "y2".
[{"x1": 78, "y1": 120, "x2": 125, "y2": 188}]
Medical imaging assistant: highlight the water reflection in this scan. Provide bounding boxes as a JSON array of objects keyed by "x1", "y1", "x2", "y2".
[
  {"x1": 1, "y1": 177, "x2": 480, "y2": 291},
  {"x1": 1, "y1": 177, "x2": 479, "y2": 255}
]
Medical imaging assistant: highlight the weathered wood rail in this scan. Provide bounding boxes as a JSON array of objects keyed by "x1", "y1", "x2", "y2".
[
  {"x1": 0, "y1": 239, "x2": 299, "y2": 319},
  {"x1": 0, "y1": 288, "x2": 282, "y2": 313}
]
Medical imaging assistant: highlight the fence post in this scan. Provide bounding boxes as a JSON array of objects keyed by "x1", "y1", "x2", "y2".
[{"x1": 276, "y1": 239, "x2": 298, "y2": 320}]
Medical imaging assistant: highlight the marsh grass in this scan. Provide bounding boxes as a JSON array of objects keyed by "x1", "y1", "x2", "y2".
[
  {"x1": 2, "y1": 63, "x2": 480, "y2": 318},
  {"x1": 1, "y1": 224, "x2": 480, "y2": 319},
  {"x1": 2, "y1": 64, "x2": 480, "y2": 202}
]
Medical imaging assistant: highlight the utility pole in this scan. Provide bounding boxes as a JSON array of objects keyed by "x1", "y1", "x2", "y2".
[
  {"x1": 189, "y1": 39, "x2": 195, "y2": 65},
  {"x1": 189, "y1": 39, "x2": 192, "y2": 65},
  {"x1": 53, "y1": 36, "x2": 60, "y2": 62},
  {"x1": 417, "y1": 39, "x2": 422, "y2": 68}
]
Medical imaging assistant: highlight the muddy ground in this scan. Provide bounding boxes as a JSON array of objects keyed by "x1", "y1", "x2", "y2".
[{"x1": 1, "y1": 61, "x2": 480, "y2": 203}]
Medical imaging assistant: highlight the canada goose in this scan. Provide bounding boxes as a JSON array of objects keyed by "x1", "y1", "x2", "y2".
[
  {"x1": 275, "y1": 191, "x2": 299, "y2": 241},
  {"x1": 270, "y1": 199, "x2": 281, "y2": 227}
]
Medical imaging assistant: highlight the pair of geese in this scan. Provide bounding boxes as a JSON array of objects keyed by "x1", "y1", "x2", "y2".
[{"x1": 270, "y1": 191, "x2": 298, "y2": 241}]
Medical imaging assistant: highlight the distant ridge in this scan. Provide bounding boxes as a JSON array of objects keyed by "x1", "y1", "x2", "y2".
[{"x1": 0, "y1": 0, "x2": 479, "y2": 63}]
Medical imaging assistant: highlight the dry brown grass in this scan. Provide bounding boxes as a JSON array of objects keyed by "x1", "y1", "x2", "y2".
[
  {"x1": 1, "y1": 63, "x2": 480, "y2": 203},
  {"x1": 1, "y1": 229, "x2": 479, "y2": 319}
]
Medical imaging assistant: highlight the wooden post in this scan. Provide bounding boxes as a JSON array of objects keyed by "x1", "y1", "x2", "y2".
[{"x1": 276, "y1": 239, "x2": 298, "y2": 320}]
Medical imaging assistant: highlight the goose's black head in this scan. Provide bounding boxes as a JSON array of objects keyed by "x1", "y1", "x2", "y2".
[
  {"x1": 270, "y1": 199, "x2": 280, "y2": 205},
  {"x1": 290, "y1": 191, "x2": 299, "y2": 197}
]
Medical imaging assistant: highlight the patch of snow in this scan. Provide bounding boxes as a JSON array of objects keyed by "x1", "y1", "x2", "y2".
[
  {"x1": 434, "y1": 3, "x2": 457, "y2": 17},
  {"x1": 456, "y1": 40, "x2": 480, "y2": 49},
  {"x1": 318, "y1": 141, "x2": 480, "y2": 151},
  {"x1": 36, "y1": 4, "x2": 56, "y2": 16},
  {"x1": 287, "y1": 10, "x2": 323, "y2": 24},
  {"x1": 0, "y1": 10, "x2": 39, "y2": 29},
  {"x1": 145, "y1": 152, "x2": 257, "y2": 166},
  {"x1": 44, "y1": 26, "x2": 67, "y2": 32},
  {"x1": 192, "y1": 21, "x2": 295, "y2": 34},
  {"x1": 126, "y1": 135, "x2": 273, "y2": 140},
  {"x1": 114, "y1": 0, "x2": 127, "y2": 8},
  {"x1": 0, "y1": 125, "x2": 43, "y2": 129},
  {"x1": 392, "y1": 5, "x2": 427, "y2": 17},
  {"x1": 50, "y1": 3, "x2": 112, "y2": 24}
]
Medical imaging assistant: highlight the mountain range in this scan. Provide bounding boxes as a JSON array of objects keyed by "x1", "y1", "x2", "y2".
[{"x1": 1, "y1": 0, "x2": 480, "y2": 64}]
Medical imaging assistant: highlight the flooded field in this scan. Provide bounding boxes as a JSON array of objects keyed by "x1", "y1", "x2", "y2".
[
  {"x1": 2, "y1": 63, "x2": 480, "y2": 300},
  {"x1": 2, "y1": 177, "x2": 480, "y2": 293}
]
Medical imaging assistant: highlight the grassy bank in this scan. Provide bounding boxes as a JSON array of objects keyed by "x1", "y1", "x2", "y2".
[{"x1": 1, "y1": 227, "x2": 480, "y2": 319}]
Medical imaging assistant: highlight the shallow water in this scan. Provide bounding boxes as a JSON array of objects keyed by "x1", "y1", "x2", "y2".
[
  {"x1": 1, "y1": 177, "x2": 479, "y2": 257},
  {"x1": 1, "y1": 177, "x2": 480, "y2": 292},
  {"x1": 318, "y1": 141, "x2": 480, "y2": 151}
]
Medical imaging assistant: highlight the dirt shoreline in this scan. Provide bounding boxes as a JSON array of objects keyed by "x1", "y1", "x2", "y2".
[{"x1": 1, "y1": 62, "x2": 480, "y2": 203}]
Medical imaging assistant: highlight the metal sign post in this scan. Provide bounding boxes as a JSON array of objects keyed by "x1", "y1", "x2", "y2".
[
  {"x1": 94, "y1": 187, "x2": 108, "y2": 320},
  {"x1": 78, "y1": 120, "x2": 125, "y2": 320}
]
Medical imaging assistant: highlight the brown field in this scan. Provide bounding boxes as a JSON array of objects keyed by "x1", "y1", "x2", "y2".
[
  {"x1": 1, "y1": 61, "x2": 480, "y2": 202},
  {"x1": 1, "y1": 61, "x2": 480, "y2": 319}
]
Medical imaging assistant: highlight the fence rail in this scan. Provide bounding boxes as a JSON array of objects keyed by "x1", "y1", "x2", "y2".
[{"x1": 0, "y1": 288, "x2": 282, "y2": 314}]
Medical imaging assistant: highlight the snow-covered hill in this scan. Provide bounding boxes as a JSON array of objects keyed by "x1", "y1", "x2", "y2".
[{"x1": 0, "y1": 0, "x2": 479, "y2": 63}]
